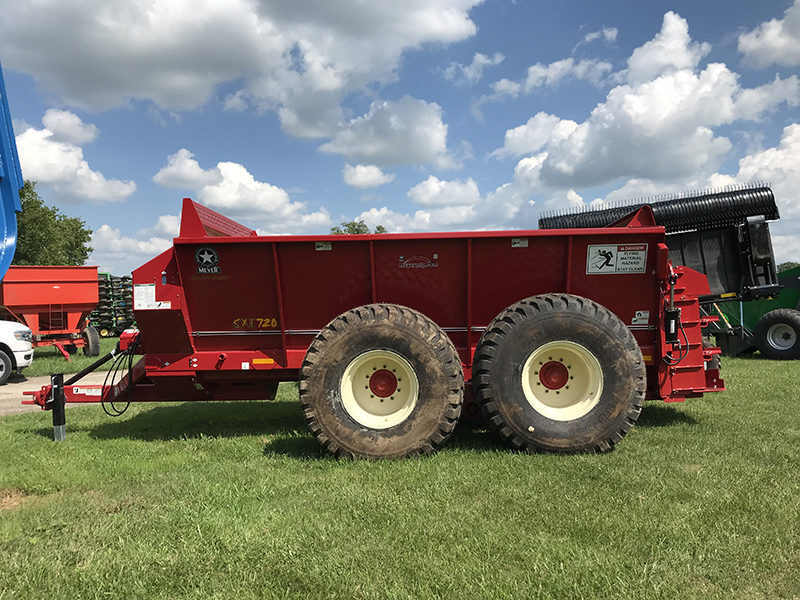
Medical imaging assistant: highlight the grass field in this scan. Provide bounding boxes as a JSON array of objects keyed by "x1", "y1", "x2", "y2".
[
  {"x1": 23, "y1": 338, "x2": 120, "y2": 378},
  {"x1": 1, "y1": 357, "x2": 799, "y2": 599}
]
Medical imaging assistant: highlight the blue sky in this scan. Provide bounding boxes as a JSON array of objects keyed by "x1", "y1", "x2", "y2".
[{"x1": 2, "y1": 0, "x2": 800, "y2": 275}]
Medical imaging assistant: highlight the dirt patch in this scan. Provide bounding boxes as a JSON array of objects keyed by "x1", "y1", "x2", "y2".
[{"x1": 0, "y1": 489, "x2": 28, "y2": 511}]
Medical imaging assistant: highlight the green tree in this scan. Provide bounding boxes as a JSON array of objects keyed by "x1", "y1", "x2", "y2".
[
  {"x1": 12, "y1": 181, "x2": 93, "y2": 266},
  {"x1": 330, "y1": 219, "x2": 387, "y2": 235},
  {"x1": 778, "y1": 261, "x2": 800, "y2": 273}
]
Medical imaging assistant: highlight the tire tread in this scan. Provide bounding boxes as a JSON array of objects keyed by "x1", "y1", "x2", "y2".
[{"x1": 300, "y1": 303, "x2": 463, "y2": 459}]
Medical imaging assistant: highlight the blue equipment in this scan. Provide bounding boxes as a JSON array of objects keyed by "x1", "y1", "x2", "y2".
[{"x1": 0, "y1": 61, "x2": 23, "y2": 280}]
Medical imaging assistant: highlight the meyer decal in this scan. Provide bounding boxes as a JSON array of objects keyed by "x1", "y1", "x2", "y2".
[{"x1": 195, "y1": 246, "x2": 221, "y2": 274}]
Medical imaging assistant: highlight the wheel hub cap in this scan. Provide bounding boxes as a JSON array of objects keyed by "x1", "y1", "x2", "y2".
[
  {"x1": 539, "y1": 361, "x2": 569, "y2": 390},
  {"x1": 369, "y1": 369, "x2": 398, "y2": 397}
]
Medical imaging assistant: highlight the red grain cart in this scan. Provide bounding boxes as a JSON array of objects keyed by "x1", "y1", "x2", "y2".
[
  {"x1": 0, "y1": 266, "x2": 101, "y2": 358},
  {"x1": 26, "y1": 199, "x2": 723, "y2": 457}
]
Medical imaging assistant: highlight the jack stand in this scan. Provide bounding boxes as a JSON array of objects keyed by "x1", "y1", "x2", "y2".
[{"x1": 51, "y1": 373, "x2": 66, "y2": 441}]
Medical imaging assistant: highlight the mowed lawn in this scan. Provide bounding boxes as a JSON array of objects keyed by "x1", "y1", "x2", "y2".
[{"x1": 1, "y1": 357, "x2": 798, "y2": 599}]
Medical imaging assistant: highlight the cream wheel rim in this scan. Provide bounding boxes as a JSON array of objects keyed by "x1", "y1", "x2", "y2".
[
  {"x1": 341, "y1": 350, "x2": 419, "y2": 429},
  {"x1": 521, "y1": 341, "x2": 603, "y2": 421}
]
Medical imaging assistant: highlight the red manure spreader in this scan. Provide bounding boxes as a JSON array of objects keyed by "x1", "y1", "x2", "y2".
[{"x1": 26, "y1": 198, "x2": 724, "y2": 457}]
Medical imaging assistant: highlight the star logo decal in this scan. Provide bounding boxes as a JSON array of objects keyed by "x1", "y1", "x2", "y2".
[{"x1": 194, "y1": 246, "x2": 220, "y2": 273}]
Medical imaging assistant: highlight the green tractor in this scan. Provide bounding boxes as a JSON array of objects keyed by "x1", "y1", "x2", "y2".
[{"x1": 708, "y1": 265, "x2": 800, "y2": 359}]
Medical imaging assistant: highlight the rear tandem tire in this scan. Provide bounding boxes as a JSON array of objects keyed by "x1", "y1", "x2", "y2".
[
  {"x1": 474, "y1": 294, "x2": 645, "y2": 454},
  {"x1": 754, "y1": 309, "x2": 800, "y2": 360},
  {"x1": 300, "y1": 304, "x2": 463, "y2": 459},
  {"x1": 83, "y1": 326, "x2": 101, "y2": 357}
]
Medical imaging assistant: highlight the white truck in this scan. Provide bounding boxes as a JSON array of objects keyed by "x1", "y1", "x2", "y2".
[{"x1": 0, "y1": 320, "x2": 33, "y2": 384}]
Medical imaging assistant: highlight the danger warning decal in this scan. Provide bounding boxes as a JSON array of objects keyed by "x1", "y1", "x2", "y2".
[{"x1": 586, "y1": 244, "x2": 647, "y2": 274}]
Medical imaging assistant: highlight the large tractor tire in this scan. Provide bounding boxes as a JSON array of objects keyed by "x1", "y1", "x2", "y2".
[
  {"x1": 300, "y1": 304, "x2": 463, "y2": 459},
  {"x1": 474, "y1": 294, "x2": 645, "y2": 454},
  {"x1": 754, "y1": 309, "x2": 800, "y2": 360},
  {"x1": 82, "y1": 326, "x2": 101, "y2": 357}
]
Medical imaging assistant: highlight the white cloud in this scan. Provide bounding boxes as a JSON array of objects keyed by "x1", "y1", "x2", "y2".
[
  {"x1": 473, "y1": 58, "x2": 611, "y2": 118},
  {"x1": 492, "y1": 13, "x2": 800, "y2": 191},
  {"x1": 354, "y1": 170, "x2": 542, "y2": 233},
  {"x1": 537, "y1": 65, "x2": 798, "y2": 189},
  {"x1": 492, "y1": 112, "x2": 579, "y2": 157},
  {"x1": 355, "y1": 204, "x2": 480, "y2": 233},
  {"x1": 41, "y1": 109, "x2": 98, "y2": 145},
  {"x1": 0, "y1": 0, "x2": 481, "y2": 138},
  {"x1": 200, "y1": 162, "x2": 294, "y2": 215},
  {"x1": 490, "y1": 79, "x2": 522, "y2": 97},
  {"x1": 622, "y1": 11, "x2": 710, "y2": 84},
  {"x1": 15, "y1": 112, "x2": 135, "y2": 203},
  {"x1": 443, "y1": 52, "x2": 504, "y2": 86},
  {"x1": 138, "y1": 214, "x2": 181, "y2": 238},
  {"x1": 576, "y1": 27, "x2": 618, "y2": 49},
  {"x1": 153, "y1": 149, "x2": 331, "y2": 233},
  {"x1": 319, "y1": 96, "x2": 458, "y2": 168},
  {"x1": 739, "y1": 0, "x2": 800, "y2": 68},
  {"x1": 88, "y1": 224, "x2": 172, "y2": 276},
  {"x1": 342, "y1": 164, "x2": 395, "y2": 189},
  {"x1": 407, "y1": 176, "x2": 480, "y2": 206},
  {"x1": 524, "y1": 58, "x2": 612, "y2": 90},
  {"x1": 152, "y1": 148, "x2": 223, "y2": 189}
]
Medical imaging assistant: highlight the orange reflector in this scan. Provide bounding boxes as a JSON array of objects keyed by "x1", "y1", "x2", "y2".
[
  {"x1": 252, "y1": 358, "x2": 275, "y2": 365},
  {"x1": 642, "y1": 355, "x2": 653, "y2": 363}
]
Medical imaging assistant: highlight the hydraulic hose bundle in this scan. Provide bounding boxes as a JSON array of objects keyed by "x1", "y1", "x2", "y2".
[{"x1": 101, "y1": 334, "x2": 142, "y2": 416}]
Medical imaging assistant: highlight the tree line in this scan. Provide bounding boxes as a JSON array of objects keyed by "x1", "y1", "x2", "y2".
[{"x1": 12, "y1": 181, "x2": 92, "y2": 266}]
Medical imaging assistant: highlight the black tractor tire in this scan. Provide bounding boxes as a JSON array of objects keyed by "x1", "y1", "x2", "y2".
[
  {"x1": 754, "y1": 309, "x2": 800, "y2": 360},
  {"x1": 82, "y1": 326, "x2": 101, "y2": 357},
  {"x1": 300, "y1": 304, "x2": 463, "y2": 459},
  {"x1": 0, "y1": 349, "x2": 12, "y2": 385},
  {"x1": 474, "y1": 294, "x2": 645, "y2": 454}
]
